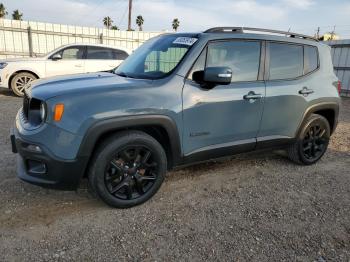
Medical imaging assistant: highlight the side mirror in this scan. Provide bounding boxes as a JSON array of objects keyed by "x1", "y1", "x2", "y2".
[
  {"x1": 51, "y1": 53, "x2": 62, "y2": 61},
  {"x1": 192, "y1": 70, "x2": 205, "y2": 83},
  {"x1": 203, "y1": 67, "x2": 232, "y2": 85}
]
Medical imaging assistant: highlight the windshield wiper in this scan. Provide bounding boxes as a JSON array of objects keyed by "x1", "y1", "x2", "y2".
[
  {"x1": 115, "y1": 71, "x2": 128, "y2": 77},
  {"x1": 115, "y1": 72, "x2": 137, "y2": 79}
]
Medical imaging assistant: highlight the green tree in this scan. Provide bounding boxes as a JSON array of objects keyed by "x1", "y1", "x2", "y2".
[
  {"x1": 12, "y1": 9, "x2": 23, "y2": 20},
  {"x1": 111, "y1": 25, "x2": 119, "y2": 30},
  {"x1": 136, "y1": 15, "x2": 144, "y2": 31},
  {"x1": 103, "y1": 16, "x2": 113, "y2": 29},
  {"x1": 172, "y1": 18, "x2": 180, "y2": 32},
  {"x1": 0, "y1": 3, "x2": 8, "y2": 18}
]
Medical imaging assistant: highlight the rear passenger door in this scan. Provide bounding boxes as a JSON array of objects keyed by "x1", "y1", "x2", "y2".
[
  {"x1": 258, "y1": 42, "x2": 319, "y2": 143},
  {"x1": 183, "y1": 40, "x2": 265, "y2": 156},
  {"x1": 85, "y1": 46, "x2": 128, "y2": 73}
]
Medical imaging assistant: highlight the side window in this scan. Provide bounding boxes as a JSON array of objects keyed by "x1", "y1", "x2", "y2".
[
  {"x1": 144, "y1": 47, "x2": 188, "y2": 73},
  {"x1": 269, "y1": 43, "x2": 303, "y2": 80},
  {"x1": 59, "y1": 46, "x2": 85, "y2": 60},
  {"x1": 86, "y1": 47, "x2": 114, "y2": 60},
  {"x1": 206, "y1": 41, "x2": 261, "y2": 82},
  {"x1": 113, "y1": 49, "x2": 129, "y2": 60},
  {"x1": 304, "y1": 46, "x2": 318, "y2": 74}
]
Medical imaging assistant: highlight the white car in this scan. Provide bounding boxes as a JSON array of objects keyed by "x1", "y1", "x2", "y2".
[{"x1": 0, "y1": 43, "x2": 131, "y2": 96}]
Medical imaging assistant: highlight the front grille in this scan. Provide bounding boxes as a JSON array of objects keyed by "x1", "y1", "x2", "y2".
[{"x1": 23, "y1": 92, "x2": 30, "y2": 119}]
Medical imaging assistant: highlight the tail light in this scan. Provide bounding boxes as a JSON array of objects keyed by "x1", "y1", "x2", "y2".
[{"x1": 337, "y1": 80, "x2": 342, "y2": 95}]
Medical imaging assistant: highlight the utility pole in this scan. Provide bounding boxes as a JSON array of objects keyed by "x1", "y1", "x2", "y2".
[
  {"x1": 330, "y1": 25, "x2": 336, "y2": 40},
  {"x1": 315, "y1": 27, "x2": 320, "y2": 39},
  {"x1": 128, "y1": 0, "x2": 132, "y2": 31}
]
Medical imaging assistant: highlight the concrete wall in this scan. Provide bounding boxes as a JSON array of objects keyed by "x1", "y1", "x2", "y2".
[{"x1": 0, "y1": 18, "x2": 163, "y2": 59}]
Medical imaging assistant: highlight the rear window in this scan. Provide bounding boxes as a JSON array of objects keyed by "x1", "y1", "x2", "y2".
[
  {"x1": 269, "y1": 43, "x2": 303, "y2": 80},
  {"x1": 304, "y1": 46, "x2": 318, "y2": 74}
]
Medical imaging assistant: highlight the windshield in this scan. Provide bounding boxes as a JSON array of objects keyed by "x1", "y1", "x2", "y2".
[{"x1": 115, "y1": 35, "x2": 198, "y2": 79}]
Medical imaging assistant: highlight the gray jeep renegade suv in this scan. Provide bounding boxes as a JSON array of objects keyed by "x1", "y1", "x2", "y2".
[{"x1": 11, "y1": 27, "x2": 340, "y2": 208}]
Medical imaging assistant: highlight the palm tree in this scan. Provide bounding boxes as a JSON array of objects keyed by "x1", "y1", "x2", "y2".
[
  {"x1": 0, "y1": 3, "x2": 8, "y2": 18},
  {"x1": 12, "y1": 9, "x2": 23, "y2": 20},
  {"x1": 103, "y1": 16, "x2": 113, "y2": 29},
  {"x1": 136, "y1": 15, "x2": 144, "y2": 31},
  {"x1": 111, "y1": 25, "x2": 119, "y2": 30},
  {"x1": 172, "y1": 18, "x2": 180, "y2": 32}
]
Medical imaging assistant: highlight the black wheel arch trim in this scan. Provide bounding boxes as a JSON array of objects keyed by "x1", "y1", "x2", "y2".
[
  {"x1": 77, "y1": 115, "x2": 182, "y2": 168},
  {"x1": 296, "y1": 102, "x2": 339, "y2": 137},
  {"x1": 9, "y1": 70, "x2": 40, "y2": 88}
]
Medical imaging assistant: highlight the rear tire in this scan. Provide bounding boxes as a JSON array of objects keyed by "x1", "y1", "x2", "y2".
[
  {"x1": 88, "y1": 131, "x2": 167, "y2": 208},
  {"x1": 287, "y1": 114, "x2": 330, "y2": 165},
  {"x1": 10, "y1": 72, "x2": 37, "y2": 97}
]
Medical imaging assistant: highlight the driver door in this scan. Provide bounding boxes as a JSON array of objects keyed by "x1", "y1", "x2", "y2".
[
  {"x1": 45, "y1": 45, "x2": 86, "y2": 77},
  {"x1": 182, "y1": 40, "x2": 265, "y2": 158}
]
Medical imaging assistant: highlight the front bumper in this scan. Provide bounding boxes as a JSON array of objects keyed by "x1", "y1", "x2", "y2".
[{"x1": 11, "y1": 127, "x2": 88, "y2": 190}]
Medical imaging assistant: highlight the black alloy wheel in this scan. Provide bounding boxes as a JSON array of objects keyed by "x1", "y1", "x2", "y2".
[
  {"x1": 88, "y1": 131, "x2": 167, "y2": 208},
  {"x1": 105, "y1": 145, "x2": 158, "y2": 200},
  {"x1": 287, "y1": 114, "x2": 330, "y2": 165},
  {"x1": 301, "y1": 124, "x2": 328, "y2": 162}
]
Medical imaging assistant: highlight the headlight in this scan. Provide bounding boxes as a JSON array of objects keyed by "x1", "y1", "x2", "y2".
[
  {"x1": 40, "y1": 102, "x2": 46, "y2": 122},
  {"x1": 0, "y1": 62, "x2": 8, "y2": 69}
]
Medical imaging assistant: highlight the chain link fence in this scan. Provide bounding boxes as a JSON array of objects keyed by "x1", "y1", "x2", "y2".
[{"x1": 0, "y1": 18, "x2": 163, "y2": 59}]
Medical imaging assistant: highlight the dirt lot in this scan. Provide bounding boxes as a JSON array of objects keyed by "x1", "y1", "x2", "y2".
[{"x1": 0, "y1": 88, "x2": 349, "y2": 261}]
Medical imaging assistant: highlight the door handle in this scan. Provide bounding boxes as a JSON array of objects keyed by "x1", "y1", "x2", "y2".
[
  {"x1": 243, "y1": 91, "x2": 262, "y2": 100},
  {"x1": 75, "y1": 64, "x2": 83, "y2": 68},
  {"x1": 299, "y1": 87, "x2": 314, "y2": 95}
]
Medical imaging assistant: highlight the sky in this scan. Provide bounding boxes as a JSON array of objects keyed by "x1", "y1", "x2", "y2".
[{"x1": 2, "y1": 0, "x2": 350, "y2": 38}]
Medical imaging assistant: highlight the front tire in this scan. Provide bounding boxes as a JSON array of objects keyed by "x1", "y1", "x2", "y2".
[
  {"x1": 287, "y1": 114, "x2": 330, "y2": 165},
  {"x1": 10, "y1": 72, "x2": 37, "y2": 97},
  {"x1": 88, "y1": 131, "x2": 167, "y2": 208}
]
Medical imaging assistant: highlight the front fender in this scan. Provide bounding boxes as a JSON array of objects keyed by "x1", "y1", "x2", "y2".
[
  {"x1": 9, "y1": 65, "x2": 45, "y2": 79},
  {"x1": 77, "y1": 114, "x2": 182, "y2": 166}
]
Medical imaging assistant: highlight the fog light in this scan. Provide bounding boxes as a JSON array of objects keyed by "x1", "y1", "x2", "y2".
[
  {"x1": 26, "y1": 159, "x2": 47, "y2": 175},
  {"x1": 26, "y1": 144, "x2": 42, "y2": 153}
]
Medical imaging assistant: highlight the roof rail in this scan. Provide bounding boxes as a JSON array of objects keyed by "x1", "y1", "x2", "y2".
[{"x1": 204, "y1": 27, "x2": 318, "y2": 41}]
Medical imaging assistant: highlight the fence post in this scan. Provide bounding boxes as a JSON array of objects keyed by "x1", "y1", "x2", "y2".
[
  {"x1": 99, "y1": 33, "x2": 103, "y2": 44},
  {"x1": 27, "y1": 26, "x2": 33, "y2": 57}
]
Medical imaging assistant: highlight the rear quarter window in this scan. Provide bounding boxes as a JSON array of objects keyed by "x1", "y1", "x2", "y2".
[
  {"x1": 113, "y1": 50, "x2": 129, "y2": 60},
  {"x1": 304, "y1": 46, "x2": 319, "y2": 74}
]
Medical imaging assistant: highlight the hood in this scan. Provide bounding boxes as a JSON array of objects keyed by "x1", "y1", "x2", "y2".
[
  {"x1": 0, "y1": 57, "x2": 46, "y2": 63},
  {"x1": 28, "y1": 72, "x2": 153, "y2": 100}
]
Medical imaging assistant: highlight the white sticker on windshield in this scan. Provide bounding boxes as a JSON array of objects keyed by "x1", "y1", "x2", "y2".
[{"x1": 173, "y1": 37, "x2": 198, "y2": 46}]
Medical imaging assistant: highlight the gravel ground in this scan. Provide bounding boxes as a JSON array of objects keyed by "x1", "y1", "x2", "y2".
[{"x1": 0, "y1": 88, "x2": 349, "y2": 261}]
